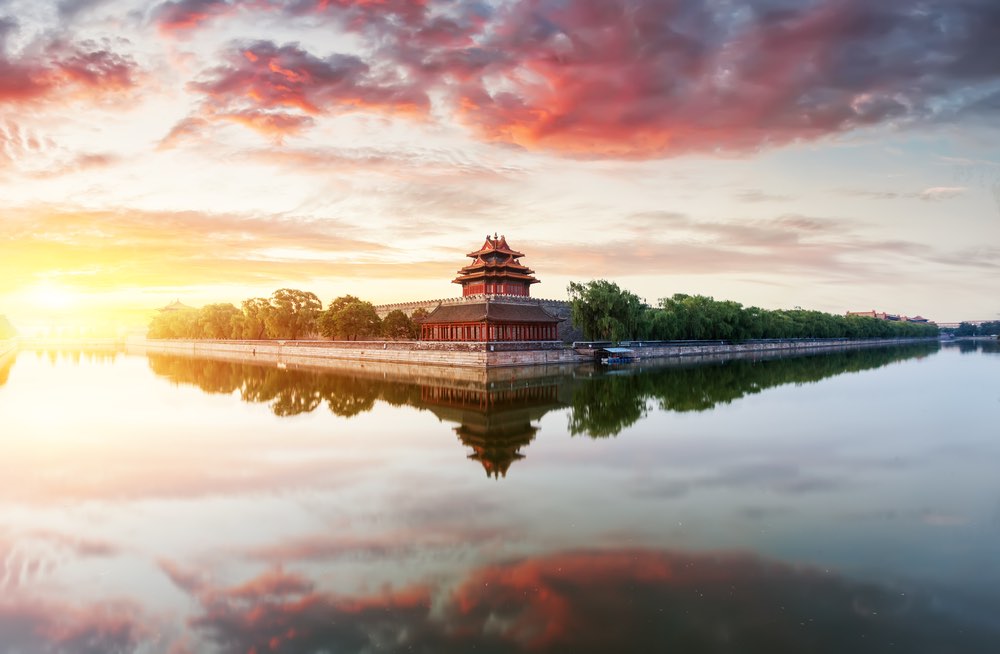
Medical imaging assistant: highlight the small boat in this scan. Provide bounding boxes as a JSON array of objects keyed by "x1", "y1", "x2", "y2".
[{"x1": 599, "y1": 347, "x2": 636, "y2": 364}]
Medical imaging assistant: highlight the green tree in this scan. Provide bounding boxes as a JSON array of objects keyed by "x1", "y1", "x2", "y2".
[
  {"x1": 148, "y1": 308, "x2": 199, "y2": 338},
  {"x1": 265, "y1": 289, "x2": 322, "y2": 339},
  {"x1": 233, "y1": 298, "x2": 272, "y2": 339},
  {"x1": 979, "y1": 321, "x2": 1000, "y2": 336},
  {"x1": 955, "y1": 322, "x2": 978, "y2": 337},
  {"x1": 198, "y1": 303, "x2": 240, "y2": 339},
  {"x1": 567, "y1": 280, "x2": 644, "y2": 341},
  {"x1": 321, "y1": 295, "x2": 382, "y2": 340},
  {"x1": 382, "y1": 309, "x2": 417, "y2": 339}
]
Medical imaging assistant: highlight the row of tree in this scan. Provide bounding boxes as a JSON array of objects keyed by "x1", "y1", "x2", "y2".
[
  {"x1": 949, "y1": 321, "x2": 1000, "y2": 337},
  {"x1": 148, "y1": 289, "x2": 428, "y2": 340},
  {"x1": 567, "y1": 280, "x2": 940, "y2": 342}
]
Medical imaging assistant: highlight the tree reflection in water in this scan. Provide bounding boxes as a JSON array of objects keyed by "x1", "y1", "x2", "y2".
[
  {"x1": 946, "y1": 339, "x2": 999, "y2": 355},
  {"x1": 568, "y1": 344, "x2": 939, "y2": 437},
  {"x1": 147, "y1": 344, "x2": 938, "y2": 475},
  {"x1": 1, "y1": 346, "x2": 127, "y2": 388}
]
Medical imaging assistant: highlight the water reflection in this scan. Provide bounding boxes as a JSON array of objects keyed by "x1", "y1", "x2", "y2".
[
  {"x1": 148, "y1": 343, "x2": 939, "y2": 450},
  {"x1": 569, "y1": 344, "x2": 940, "y2": 436},
  {"x1": 184, "y1": 549, "x2": 995, "y2": 654},
  {"x1": 946, "y1": 339, "x2": 1000, "y2": 355},
  {"x1": 3, "y1": 547, "x2": 992, "y2": 653},
  {"x1": 2, "y1": 343, "x2": 998, "y2": 653}
]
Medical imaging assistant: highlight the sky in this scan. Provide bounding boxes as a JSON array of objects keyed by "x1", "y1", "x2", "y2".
[{"x1": 1, "y1": 0, "x2": 999, "y2": 334}]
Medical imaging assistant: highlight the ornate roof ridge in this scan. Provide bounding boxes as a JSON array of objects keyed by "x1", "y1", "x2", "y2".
[{"x1": 466, "y1": 232, "x2": 525, "y2": 259}]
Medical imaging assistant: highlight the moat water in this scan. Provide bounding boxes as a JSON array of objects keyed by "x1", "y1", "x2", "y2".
[{"x1": 0, "y1": 341, "x2": 998, "y2": 653}]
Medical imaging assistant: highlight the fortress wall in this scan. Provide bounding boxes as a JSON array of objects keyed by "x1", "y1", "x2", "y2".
[
  {"x1": 594, "y1": 337, "x2": 935, "y2": 360},
  {"x1": 137, "y1": 338, "x2": 588, "y2": 369},
  {"x1": 138, "y1": 337, "x2": 934, "y2": 371}
]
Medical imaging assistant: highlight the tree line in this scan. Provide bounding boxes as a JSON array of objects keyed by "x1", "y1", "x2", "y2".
[
  {"x1": 147, "y1": 289, "x2": 428, "y2": 340},
  {"x1": 948, "y1": 321, "x2": 1000, "y2": 337},
  {"x1": 568, "y1": 280, "x2": 940, "y2": 342}
]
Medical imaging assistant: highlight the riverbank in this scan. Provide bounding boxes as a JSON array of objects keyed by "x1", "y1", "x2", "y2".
[{"x1": 137, "y1": 337, "x2": 936, "y2": 369}]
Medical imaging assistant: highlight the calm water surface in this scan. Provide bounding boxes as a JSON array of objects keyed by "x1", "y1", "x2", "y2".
[{"x1": 1, "y1": 342, "x2": 998, "y2": 653}]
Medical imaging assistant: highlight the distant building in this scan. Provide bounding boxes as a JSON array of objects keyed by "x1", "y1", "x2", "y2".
[
  {"x1": 158, "y1": 299, "x2": 194, "y2": 312},
  {"x1": 846, "y1": 310, "x2": 932, "y2": 323}
]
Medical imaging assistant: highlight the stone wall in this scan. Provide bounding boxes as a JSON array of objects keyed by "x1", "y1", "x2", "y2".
[
  {"x1": 138, "y1": 337, "x2": 935, "y2": 370},
  {"x1": 579, "y1": 338, "x2": 935, "y2": 360},
  {"x1": 131, "y1": 342, "x2": 589, "y2": 385},
  {"x1": 373, "y1": 295, "x2": 583, "y2": 342}
]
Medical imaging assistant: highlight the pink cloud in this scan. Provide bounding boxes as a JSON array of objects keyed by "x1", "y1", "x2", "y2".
[
  {"x1": 168, "y1": 0, "x2": 1000, "y2": 157},
  {"x1": 0, "y1": 30, "x2": 139, "y2": 105},
  {"x1": 182, "y1": 39, "x2": 428, "y2": 136},
  {"x1": 154, "y1": 0, "x2": 242, "y2": 34}
]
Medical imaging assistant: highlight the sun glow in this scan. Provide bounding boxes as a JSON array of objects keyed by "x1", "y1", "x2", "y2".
[{"x1": 27, "y1": 281, "x2": 80, "y2": 311}]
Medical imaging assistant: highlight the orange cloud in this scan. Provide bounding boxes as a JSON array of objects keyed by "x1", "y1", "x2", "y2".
[
  {"x1": 153, "y1": 0, "x2": 246, "y2": 35},
  {"x1": 159, "y1": 0, "x2": 1000, "y2": 157},
  {"x1": 0, "y1": 28, "x2": 139, "y2": 106},
  {"x1": 170, "y1": 548, "x2": 1000, "y2": 653},
  {"x1": 182, "y1": 39, "x2": 429, "y2": 137}
]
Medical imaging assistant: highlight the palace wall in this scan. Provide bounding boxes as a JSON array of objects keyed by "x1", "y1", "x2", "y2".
[{"x1": 138, "y1": 337, "x2": 934, "y2": 370}]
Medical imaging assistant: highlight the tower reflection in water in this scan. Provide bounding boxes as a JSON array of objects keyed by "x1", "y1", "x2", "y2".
[{"x1": 420, "y1": 383, "x2": 562, "y2": 478}]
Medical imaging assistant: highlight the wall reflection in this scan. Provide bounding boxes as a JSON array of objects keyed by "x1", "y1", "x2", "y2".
[{"x1": 147, "y1": 344, "x2": 937, "y2": 476}]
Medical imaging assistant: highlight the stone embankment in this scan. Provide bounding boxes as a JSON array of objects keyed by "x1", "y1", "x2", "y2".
[{"x1": 138, "y1": 337, "x2": 934, "y2": 369}]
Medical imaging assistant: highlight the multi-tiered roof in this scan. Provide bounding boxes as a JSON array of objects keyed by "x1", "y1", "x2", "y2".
[{"x1": 452, "y1": 233, "x2": 540, "y2": 297}]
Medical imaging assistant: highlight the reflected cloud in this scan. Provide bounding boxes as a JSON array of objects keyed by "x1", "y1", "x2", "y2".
[
  {"x1": 161, "y1": 549, "x2": 999, "y2": 653},
  {"x1": 0, "y1": 546, "x2": 992, "y2": 652},
  {"x1": 0, "y1": 599, "x2": 156, "y2": 653}
]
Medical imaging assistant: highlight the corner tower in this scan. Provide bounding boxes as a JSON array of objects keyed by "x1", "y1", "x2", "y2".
[{"x1": 452, "y1": 233, "x2": 540, "y2": 297}]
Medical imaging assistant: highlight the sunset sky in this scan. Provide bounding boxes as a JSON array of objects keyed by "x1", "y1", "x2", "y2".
[{"x1": 2, "y1": 0, "x2": 999, "y2": 334}]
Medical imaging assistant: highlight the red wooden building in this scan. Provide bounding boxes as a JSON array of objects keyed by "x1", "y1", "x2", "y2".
[
  {"x1": 453, "y1": 234, "x2": 539, "y2": 297},
  {"x1": 420, "y1": 234, "x2": 561, "y2": 342}
]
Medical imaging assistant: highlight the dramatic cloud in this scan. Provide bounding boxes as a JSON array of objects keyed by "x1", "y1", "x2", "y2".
[
  {"x1": 0, "y1": 599, "x2": 154, "y2": 653},
  {"x1": 182, "y1": 39, "x2": 428, "y2": 137},
  {"x1": 158, "y1": 0, "x2": 1000, "y2": 156},
  {"x1": 0, "y1": 20, "x2": 139, "y2": 105},
  {"x1": 153, "y1": 0, "x2": 240, "y2": 34}
]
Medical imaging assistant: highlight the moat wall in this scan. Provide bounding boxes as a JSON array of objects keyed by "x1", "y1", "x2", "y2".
[{"x1": 137, "y1": 337, "x2": 935, "y2": 369}]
